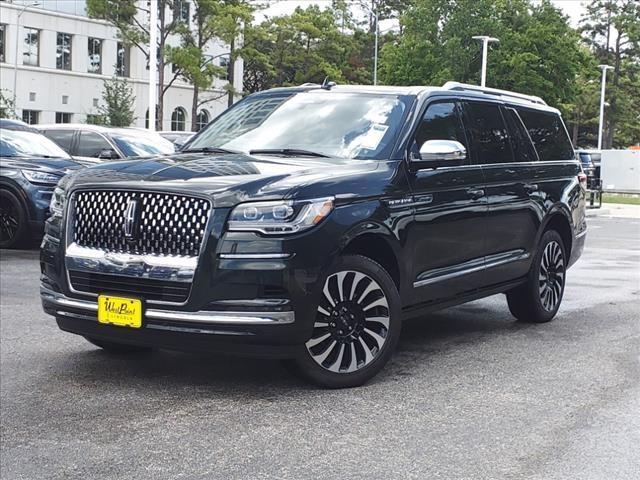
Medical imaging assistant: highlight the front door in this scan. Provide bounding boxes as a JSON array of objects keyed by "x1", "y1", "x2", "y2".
[{"x1": 405, "y1": 100, "x2": 488, "y2": 306}]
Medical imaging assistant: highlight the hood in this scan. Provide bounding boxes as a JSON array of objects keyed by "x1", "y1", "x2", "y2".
[
  {"x1": 63, "y1": 152, "x2": 391, "y2": 207},
  {"x1": 1, "y1": 156, "x2": 84, "y2": 175}
]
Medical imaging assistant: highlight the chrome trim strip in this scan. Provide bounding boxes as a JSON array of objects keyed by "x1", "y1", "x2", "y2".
[
  {"x1": 576, "y1": 229, "x2": 587, "y2": 239},
  {"x1": 145, "y1": 309, "x2": 294, "y2": 325},
  {"x1": 41, "y1": 287, "x2": 295, "y2": 325},
  {"x1": 219, "y1": 253, "x2": 292, "y2": 259},
  {"x1": 66, "y1": 243, "x2": 198, "y2": 269},
  {"x1": 413, "y1": 250, "x2": 530, "y2": 288}
]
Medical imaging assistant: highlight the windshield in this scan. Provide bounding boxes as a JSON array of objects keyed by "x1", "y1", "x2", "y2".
[
  {"x1": 0, "y1": 129, "x2": 71, "y2": 158},
  {"x1": 188, "y1": 91, "x2": 410, "y2": 159},
  {"x1": 112, "y1": 132, "x2": 176, "y2": 157}
]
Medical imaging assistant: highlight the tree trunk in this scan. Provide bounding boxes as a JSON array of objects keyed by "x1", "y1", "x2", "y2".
[
  {"x1": 227, "y1": 38, "x2": 236, "y2": 108},
  {"x1": 156, "y1": 2, "x2": 166, "y2": 130},
  {"x1": 191, "y1": 84, "x2": 200, "y2": 132}
]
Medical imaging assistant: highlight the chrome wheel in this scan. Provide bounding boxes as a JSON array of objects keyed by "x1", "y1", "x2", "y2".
[
  {"x1": 539, "y1": 240, "x2": 565, "y2": 311},
  {"x1": 306, "y1": 270, "x2": 390, "y2": 373}
]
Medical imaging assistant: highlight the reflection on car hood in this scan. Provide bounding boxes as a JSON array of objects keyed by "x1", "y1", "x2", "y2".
[
  {"x1": 1, "y1": 156, "x2": 85, "y2": 175},
  {"x1": 64, "y1": 152, "x2": 387, "y2": 207}
]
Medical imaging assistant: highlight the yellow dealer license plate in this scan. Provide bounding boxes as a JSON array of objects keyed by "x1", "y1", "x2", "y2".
[{"x1": 98, "y1": 295, "x2": 142, "y2": 329}]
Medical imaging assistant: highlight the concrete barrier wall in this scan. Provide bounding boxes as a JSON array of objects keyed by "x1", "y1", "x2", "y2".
[{"x1": 601, "y1": 150, "x2": 640, "y2": 194}]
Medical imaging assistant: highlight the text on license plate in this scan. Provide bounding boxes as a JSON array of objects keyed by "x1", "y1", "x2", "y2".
[{"x1": 98, "y1": 295, "x2": 142, "y2": 328}]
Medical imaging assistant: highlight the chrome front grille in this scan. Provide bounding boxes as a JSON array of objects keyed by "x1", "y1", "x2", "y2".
[{"x1": 72, "y1": 190, "x2": 211, "y2": 257}]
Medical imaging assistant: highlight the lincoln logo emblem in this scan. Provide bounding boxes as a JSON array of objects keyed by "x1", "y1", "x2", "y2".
[{"x1": 123, "y1": 199, "x2": 138, "y2": 240}]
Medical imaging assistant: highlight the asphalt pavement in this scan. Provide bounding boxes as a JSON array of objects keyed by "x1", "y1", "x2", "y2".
[{"x1": 1, "y1": 214, "x2": 639, "y2": 480}]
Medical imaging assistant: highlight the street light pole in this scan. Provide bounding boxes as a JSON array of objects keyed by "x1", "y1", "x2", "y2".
[
  {"x1": 148, "y1": 0, "x2": 158, "y2": 131},
  {"x1": 373, "y1": 11, "x2": 378, "y2": 86},
  {"x1": 12, "y1": 2, "x2": 40, "y2": 112},
  {"x1": 597, "y1": 64, "x2": 613, "y2": 150},
  {"x1": 472, "y1": 36, "x2": 499, "y2": 87}
]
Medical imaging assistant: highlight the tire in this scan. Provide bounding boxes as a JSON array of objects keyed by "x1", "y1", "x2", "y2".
[
  {"x1": 285, "y1": 254, "x2": 402, "y2": 388},
  {"x1": 85, "y1": 336, "x2": 152, "y2": 353},
  {"x1": 506, "y1": 229, "x2": 566, "y2": 323},
  {"x1": 0, "y1": 189, "x2": 29, "y2": 249}
]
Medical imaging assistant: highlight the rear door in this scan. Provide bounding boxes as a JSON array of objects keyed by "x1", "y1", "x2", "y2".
[
  {"x1": 461, "y1": 100, "x2": 537, "y2": 285},
  {"x1": 405, "y1": 100, "x2": 488, "y2": 305}
]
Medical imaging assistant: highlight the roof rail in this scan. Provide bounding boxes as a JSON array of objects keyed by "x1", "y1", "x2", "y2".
[{"x1": 442, "y1": 82, "x2": 547, "y2": 106}]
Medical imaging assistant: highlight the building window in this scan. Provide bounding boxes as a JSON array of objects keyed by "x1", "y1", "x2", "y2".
[
  {"x1": 0, "y1": 24, "x2": 6, "y2": 63},
  {"x1": 22, "y1": 110, "x2": 39, "y2": 124},
  {"x1": 145, "y1": 109, "x2": 160, "y2": 129},
  {"x1": 171, "y1": 107, "x2": 186, "y2": 131},
  {"x1": 23, "y1": 28, "x2": 39, "y2": 66},
  {"x1": 176, "y1": 0, "x2": 190, "y2": 23},
  {"x1": 56, "y1": 32, "x2": 72, "y2": 70},
  {"x1": 196, "y1": 110, "x2": 209, "y2": 131},
  {"x1": 219, "y1": 55, "x2": 229, "y2": 80},
  {"x1": 88, "y1": 37, "x2": 102, "y2": 74},
  {"x1": 116, "y1": 42, "x2": 130, "y2": 77},
  {"x1": 55, "y1": 112, "x2": 72, "y2": 123}
]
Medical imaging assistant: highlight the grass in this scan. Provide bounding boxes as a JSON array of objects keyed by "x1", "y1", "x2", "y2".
[{"x1": 602, "y1": 193, "x2": 640, "y2": 205}]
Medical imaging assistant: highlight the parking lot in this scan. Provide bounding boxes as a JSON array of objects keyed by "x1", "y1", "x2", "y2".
[{"x1": 1, "y1": 213, "x2": 639, "y2": 480}]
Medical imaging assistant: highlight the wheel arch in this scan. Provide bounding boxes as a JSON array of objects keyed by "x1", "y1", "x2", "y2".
[
  {"x1": 339, "y1": 223, "x2": 405, "y2": 295},
  {"x1": 0, "y1": 178, "x2": 32, "y2": 221},
  {"x1": 539, "y1": 207, "x2": 573, "y2": 260}
]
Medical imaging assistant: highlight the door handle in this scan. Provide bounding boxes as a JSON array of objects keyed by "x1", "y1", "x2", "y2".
[
  {"x1": 467, "y1": 188, "x2": 485, "y2": 200},
  {"x1": 523, "y1": 183, "x2": 539, "y2": 193}
]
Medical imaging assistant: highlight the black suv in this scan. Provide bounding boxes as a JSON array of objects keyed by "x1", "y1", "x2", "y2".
[{"x1": 40, "y1": 82, "x2": 587, "y2": 388}]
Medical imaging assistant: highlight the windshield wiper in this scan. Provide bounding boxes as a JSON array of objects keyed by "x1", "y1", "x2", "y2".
[
  {"x1": 182, "y1": 146, "x2": 240, "y2": 155},
  {"x1": 249, "y1": 148, "x2": 330, "y2": 158}
]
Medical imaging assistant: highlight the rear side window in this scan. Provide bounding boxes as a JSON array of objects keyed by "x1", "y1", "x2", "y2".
[
  {"x1": 412, "y1": 101, "x2": 467, "y2": 157},
  {"x1": 45, "y1": 130, "x2": 74, "y2": 153},
  {"x1": 516, "y1": 109, "x2": 574, "y2": 161},
  {"x1": 503, "y1": 108, "x2": 537, "y2": 163},
  {"x1": 463, "y1": 102, "x2": 513, "y2": 164}
]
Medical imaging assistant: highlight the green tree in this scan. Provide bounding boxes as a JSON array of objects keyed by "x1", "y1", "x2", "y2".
[
  {"x1": 580, "y1": 0, "x2": 640, "y2": 148},
  {"x1": 0, "y1": 89, "x2": 17, "y2": 119},
  {"x1": 169, "y1": 0, "x2": 230, "y2": 131},
  {"x1": 94, "y1": 77, "x2": 136, "y2": 127},
  {"x1": 242, "y1": 5, "x2": 371, "y2": 93},
  {"x1": 380, "y1": 0, "x2": 587, "y2": 109},
  {"x1": 87, "y1": 0, "x2": 187, "y2": 129}
]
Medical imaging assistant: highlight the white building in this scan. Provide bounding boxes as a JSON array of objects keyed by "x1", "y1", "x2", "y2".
[{"x1": 0, "y1": 0, "x2": 243, "y2": 130}]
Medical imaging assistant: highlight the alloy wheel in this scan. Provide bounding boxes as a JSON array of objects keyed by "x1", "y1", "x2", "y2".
[
  {"x1": 0, "y1": 197, "x2": 20, "y2": 242},
  {"x1": 539, "y1": 240, "x2": 565, "y2": 311},
  {"x1": 306, "y1": 270, "x2": 390, "y2": 373}
]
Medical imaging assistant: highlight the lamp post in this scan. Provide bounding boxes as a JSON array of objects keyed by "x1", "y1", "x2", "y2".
[
  {"x1": 597, "y1": 65, "x2": 613, "y2": 150},
  {"x1": 12, "y1": 1, "x2": 40, "y2": 111},
  {"x1": 148, "y1": 0, "x2": 158, "y2": 131},
  {"x1": 472, "y1": 35, "x2": 499, "y2": 87},
  {"x1": 361, "y1": 3, "x2": 379, "y2": 86}
]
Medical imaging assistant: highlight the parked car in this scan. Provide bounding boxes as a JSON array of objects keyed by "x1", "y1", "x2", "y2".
[
  {"x1": 40, "y1": 82, "x2": 587, "y2": 388},
  {"x1": 158, "y1": 131, "x2": 194, "y2": 150},
  {"x1": 37, "y1": 124, "x2": 175, "y2": 163},
  {"x1": 1, "y1": 119, "x2": 85, "y2": 248}
]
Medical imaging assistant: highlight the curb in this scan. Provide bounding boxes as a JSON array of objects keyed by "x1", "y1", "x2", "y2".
[{"x1": 586, "y1": 208, "x2": 610, "y2": 217}]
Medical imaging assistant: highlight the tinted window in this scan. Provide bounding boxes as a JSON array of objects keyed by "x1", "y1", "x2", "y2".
[
  {"x1": 412, "y1": 102, "x2": 467, "y2": 157},
  {"x1": 76, "y1": 131, "x2": 111, "y2": 157},
  {"x1": 463, "y1": 102, "x2": 513, "y2": 164},
  {"x1": 516, "y1": 109, "x2": 574, "y2": 161},
  {"x1": 45, "y1": 130, "x2": 74, "y2": 152},
  {"x1": 503, "y1": 107, "x2": 537, "y2": 163}
]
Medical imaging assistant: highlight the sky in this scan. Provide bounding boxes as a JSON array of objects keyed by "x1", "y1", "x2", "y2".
[{"x1": 259, "y1": 0, "x2": 589, "y2": 27}]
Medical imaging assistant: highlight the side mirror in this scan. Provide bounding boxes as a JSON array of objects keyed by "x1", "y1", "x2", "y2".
[
  {"x1": 98, "y1": 148, "x2": 120, "y2": 160},
  {"x1": 412, "y1": 140, "x2": 466, "y2": 169}
]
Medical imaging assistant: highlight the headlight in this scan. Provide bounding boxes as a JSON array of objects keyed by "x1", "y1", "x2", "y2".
[
  {"x1": 49, "y1": 186, "x2": 66, "y2": 216},
  {"x1": 228, "y1": 197, "x2": 334, "y2": 234},
  {"x1": 22, "y1": 170, "x2": 62, "y2": 185}
]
